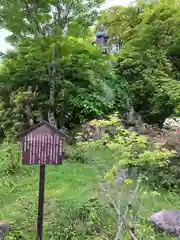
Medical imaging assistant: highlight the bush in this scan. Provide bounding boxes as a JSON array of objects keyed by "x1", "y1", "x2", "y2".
[
  {"x1": 0, "y1": 143, "x2": 21, "y2": 176},
  {"x1": 0, "y1": 37, "x2": 132, "y2": 136},
  {"x1": 47, "y1": 198, "x2": 115, "y2": 240},
  {"x1": 5, "y1": 223, "x2": 23, "y2": 240},
  {"x1": 140, "y1": 154, "x2": 180, "y2": 190},
  {"x1": 162, "y1": 130, "x2": 180, "y2": 154},
  {"x1": 69, "y1": 145, "x2": 92, "y2": 164},
  {"x1": 139, "y1": 129, "x2": 180, "y2": 190},
  {"x1": 75, "y1": 113, "x2": 175, "y2": 189},
  {"x1": 1, "y1": 114, "x2": 178, "y2": 240}
]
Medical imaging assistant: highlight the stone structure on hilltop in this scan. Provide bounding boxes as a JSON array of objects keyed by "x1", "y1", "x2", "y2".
[
  {"x1": 96, "y1": 24, "x2": 109, "y2": 53},
  {"x1": 95, "y1": 24, "x2": 121, "y2": 54}
]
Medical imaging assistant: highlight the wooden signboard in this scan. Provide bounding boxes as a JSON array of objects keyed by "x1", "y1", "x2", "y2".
[
  {"x1": 20, "y1": 121, "x2": 65, "y2": 165},
  {"x1": 19, "y1": 121, "x2": 67, "y2": 240}
]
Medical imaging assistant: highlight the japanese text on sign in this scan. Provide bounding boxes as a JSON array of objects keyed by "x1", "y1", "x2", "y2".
[{"x1": 22, "y1": 134, "x2": 62, "y2": 165}]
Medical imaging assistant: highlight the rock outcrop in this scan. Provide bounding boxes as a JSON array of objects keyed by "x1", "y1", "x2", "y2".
[
  {"x1": 75, "y1": 116, "x2": 119, "y2": 142},
  {"x1": 163, "y1": 118, "x2": 180, "y2": 131},
  {"x1": 148, "y1": 210, "x2": 180, "y2": 236}
]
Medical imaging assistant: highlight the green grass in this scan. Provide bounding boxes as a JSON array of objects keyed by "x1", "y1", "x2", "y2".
[
  {"x1": 0, "y1": 144, "x2": 114, "y2": 239},
  {"x1": 0, "y1": 162, "x2": 100, "y2": 238},
  {"x1": 0, "y1": 143, "x2": 179, "y2": 239}
]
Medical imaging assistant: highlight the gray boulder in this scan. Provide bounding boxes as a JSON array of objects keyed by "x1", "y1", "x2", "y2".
[
  {"x1": 116, "y1": 167, "x2": 137, "y2": 184},
  {"x1": 163, "y1": 118, "x2": 180, "y2": 131},
  {"x1": 0, "y1": 222, "x2": 10, "y2": 240},
  {"x1": 75, "y1": 117, "x2": 119, "y2": 143},
  {"x1": 148, "y1": 210, "x2": 180, "y2": 236},
  {"x1": 122, "y1": 107, "x2": 137, "y2": 126}
]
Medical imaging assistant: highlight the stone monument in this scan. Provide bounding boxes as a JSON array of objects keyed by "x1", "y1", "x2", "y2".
[{"x1": 96, "y1": 24, "x2": 108, "y2": 53}]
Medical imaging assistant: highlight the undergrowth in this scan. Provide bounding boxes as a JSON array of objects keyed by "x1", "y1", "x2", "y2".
[{"x1": 0, "y1": 113, "x2": 179, "y2": 239}]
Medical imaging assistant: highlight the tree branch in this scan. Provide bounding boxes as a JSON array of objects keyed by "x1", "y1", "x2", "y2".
[
  {"x1": 99, "y1": 180, "x2": 140, "y2": 240},
  {"x1": 61, "y1": 1, "x2": 75, "y2": 30},
  {"x1": 23, "y1": 0, "x2": 46, "y2": 37},
  {"x1": 54, "y1": 0, "x2": 75, "y2": 30}
]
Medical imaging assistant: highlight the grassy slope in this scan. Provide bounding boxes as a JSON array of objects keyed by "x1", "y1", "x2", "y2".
[
  {"x1": 1, "y1": 163, "x2": 100, "y2": 238},
  {"x1": 0, "y1": 144, "x2": 179, "y2": 239},
  {"x1": 0, "y1": 144, "x2": 116, "y2": 239}
]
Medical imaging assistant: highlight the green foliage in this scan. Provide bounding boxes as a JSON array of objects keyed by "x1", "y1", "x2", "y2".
[
  {"x1": 0, "y1": 37, "x2": 131, "y2": 136},
  {"x1": 0, "y1": 0, "x2": 132, "y2": 137},
  {"x1": 5, "y1": 223, "x2": 23, "y2": 240},
  {"x1": 1, "y1": 0, "x2": 180, "y2": 239},
  {"x1": 47, "y1": 198, "x2": 114, "y2": 239},
  {"x1": 77, "y1": 114, "x2": 174, "y2": 179},
  {"x1": 138, "y1": 129, "x2": 180, "y2": 190},
  {"x1": 75, "y1": 115, "x2": 178, "y2": 239},
  {"x1": 140, "y1": 150, "x2": 180, "y2": 191},
  {"x1": 69, "y1": 146, "x2": 92, "y2": 164},
  {"x1": 0, "y1": 143, "x2": 21, "y2": 176},
  {"x1": 0, "y1": 120, "x2": 179, "y2": 239},
  {"x1": 98, "y1": 0, "x2": 180, "y2": 123},
  {"x1": 76, "y1": 114, "x2": 178, "y2": 192},
  {"x1": 0, "y1": 0, "x2": 105, "y2": 41}
]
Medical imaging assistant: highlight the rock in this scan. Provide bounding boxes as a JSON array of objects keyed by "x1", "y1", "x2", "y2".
[
  {"x1": 148, "y1": 210, "x2": 180, "y2": 236},
  {"x1": 163, "y1": 118, "x2": 180, "y2": 131},
  {"x1": 75, "y1": 136, "x2": 85, "y2": 142},
  {"x1": 122, "y1": 108, "x2": 137, "y2": 126},
  {"x1": 134, "y1": 118, "x2": 147, "y2": 134},
  {"x1": 122, "y1": 109, "x2": 149, "y2": 134},
  {"x1": 0, "y1": 222, "x2": 10, "y2": 240},
  {"x1": 116, "y1": 167, "x2": 137, "y2": 184},
  {"x1": 74, "y1": 117, "x2": 118, "y2": 143},
  {"x1": 116, "y1": 168, "x2": 129, "y2": 184}
]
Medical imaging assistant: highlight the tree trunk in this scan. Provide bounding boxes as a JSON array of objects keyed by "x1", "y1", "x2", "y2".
[
  {"x1": 48, "y1": 63, "x2": 57, "y2": 127},
  {"x1": 47, "y1": 42, "x2": 61, "y2": 128},
  {"x1": 25, "y1": 105, "x2": 34, "y2": 126}
]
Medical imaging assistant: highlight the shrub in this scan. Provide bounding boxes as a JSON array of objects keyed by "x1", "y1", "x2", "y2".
[
  {"x1": 47, "y1": 198, "x2": 115, "y2": 240},
  {"x1": 5, "y1": 223, "x2": 23, "y2": 240},
  {"x1": 163, "y1": 129, "x2": 180, "y2": 154},
  {"x1": 75, "y1": 113, "x2": 175, "y2": 189},
  {"x1": 0, "y1": 37, "x2": 131, "y2": 136},
  {"x1": 140, "y1": 128, "x2": 180, "y2": 190},
  {"x1": 100, "y1": 173, "x2": 175, "y2": 239},
  {"x1": 0, "y1": 143, "x2": 21, "y2": 176},
  {"x1": 69, "y1": 145, "x2": 92, "y2": 164}
]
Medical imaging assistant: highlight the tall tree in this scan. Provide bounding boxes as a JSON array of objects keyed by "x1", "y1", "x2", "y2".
[
  {"x1": 96, "y1": 5, "x2": 140, "y2": 45},
  {"x1": 0, "y1": 0, "x2": 105, "y2": 127},
  {"x1": 100, "y1": 0, "x2": 180, "y2": 122},
  {"x1": 0, "y1": 36, "x2": 131, "y2": 136},
  {"x1": 0, "y1": 0, "x2": 104, "y2": 41}
]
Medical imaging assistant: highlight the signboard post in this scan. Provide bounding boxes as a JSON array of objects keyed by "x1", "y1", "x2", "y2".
[
  {"x1": 37, "y1": 164, "x2": 45, "y2": 240},
  {"x1": 19, "y1": 121, "x2": 67, "y2": 240}
]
